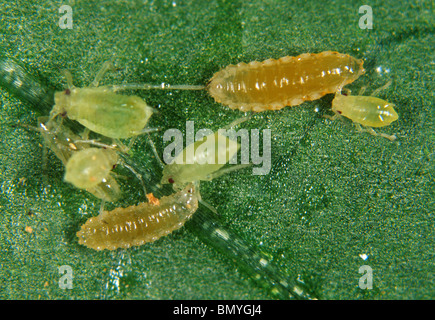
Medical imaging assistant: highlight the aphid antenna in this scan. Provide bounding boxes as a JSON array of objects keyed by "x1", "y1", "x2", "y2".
[
  {"x1": 91, "y1": 61, "x2": 115, "y2": 87},
  {"x1": 355, "y1": 123, "x2": 397, "y2": 141},
  {"x1": 60, "y1": 69, "x2": 75, "y2": 88},
  {"x1": 117, "y1": 158, "x2": 148, "y2": 198},
  {"x1": 107, "y1": 83, "x2": 205, "y2": 92},
  {"x1": 146, "y1": 132, "x2": 166, "y2": 169},
  {"x1": 370, "y1": 79, "x2": 392, "y2": 97}
]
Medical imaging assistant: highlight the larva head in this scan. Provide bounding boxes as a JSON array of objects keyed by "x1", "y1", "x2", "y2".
[{"x1": 64, "y1": 148, "x2": 118, "y2": 189}]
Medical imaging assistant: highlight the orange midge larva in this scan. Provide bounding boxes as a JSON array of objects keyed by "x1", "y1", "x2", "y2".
[
  {"x1": 207, "y1": 51, "x2": 365, "y2": 112},
  {"x1": 76, "y1": 184, "x2": 198, "y2": 250}
]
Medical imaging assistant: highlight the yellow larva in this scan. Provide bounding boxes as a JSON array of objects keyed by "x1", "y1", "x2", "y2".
[
  {"x1": 76, "y1": 184, "x2": 199, "y2": 250},
  {"x1": 330, "y1": 81, "x2": 398, "y2": 140},
  {"x1": 50, "y1": 61, "x2": 155, "y2": 139},
  {"x1": 208, "y1": 51, "x2": 365, "y2": 112}
]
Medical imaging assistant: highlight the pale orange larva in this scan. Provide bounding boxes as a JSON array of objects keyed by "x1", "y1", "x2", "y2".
[
  {"x1": 207, "y1": 51, "x2": 365, "y2": 112},
  {"x1": 76, "y1": 184, "x2": 198, "y2": 250}
]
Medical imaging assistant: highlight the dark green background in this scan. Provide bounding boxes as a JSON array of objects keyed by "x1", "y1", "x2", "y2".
[{"x1": 0, "y1": 0, "x2": 433, "y2": 299}]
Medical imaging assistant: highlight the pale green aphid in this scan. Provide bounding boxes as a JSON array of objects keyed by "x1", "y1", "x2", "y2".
[
  {"x1": 161, "y1": 118, "x2": 250, "y2": 191},
  {"x1": 64, "y1": 148, "x2": 118, "y2": 189},
  {"x1": 162, "y1": 132, "x2": 241, "y2": 190},
  {"x1": 329, "y1": 80, "x2": 398, "y2": 141},
  {"x1": 36, "y1": 116, "x2": 122, "y2": 202},
  {"x1": 50, "y1": 62, "x2": 155, "y2": 139}
]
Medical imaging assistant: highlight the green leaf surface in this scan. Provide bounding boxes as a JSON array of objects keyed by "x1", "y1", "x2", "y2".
[{"x1": 0, "y1": 0, "x2": 434, "y2": 299}]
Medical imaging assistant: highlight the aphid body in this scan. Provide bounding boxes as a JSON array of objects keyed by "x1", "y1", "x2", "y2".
[
  {"x1": 329, "y1": 81, "x2": 399, "y2": 141},
  {"x1": 50, "y1": 61, "x2": 154, "y2": 139},
  {"x1": 52, "y1": 86, "x2": 154, "y2": 139},
  {"x1": 38, "y1": 117, "x2": 122, "y2": 202},
  {"x1": 332, "y1": 93, "x2": 398, "y2": 127},
  {"x1": 207, "y1": 51, "x2": 365, "y2": 112},
  {"x1": 64, "y1": 147, "x2": 118, "y2": 189},
  {"x1": 77, "y1": 184, "x2": 199, "y2": 250},
  {"x1": 161, "y1": 132, "x2": 241, "y2": 190}
]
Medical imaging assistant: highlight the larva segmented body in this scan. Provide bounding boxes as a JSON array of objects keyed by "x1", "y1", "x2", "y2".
[
  {"x1": 208, "y1": 51, "x2": 365, "y2": 112},
  {"x1": 77, "y1": 184, "x2": 199, "y2": 250}
]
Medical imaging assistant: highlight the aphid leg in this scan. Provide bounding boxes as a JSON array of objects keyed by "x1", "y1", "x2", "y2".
[
  {"x1": 81, "y1": 128, "x2": 91, "y2": 140},
  {"x1": 15, "y1": 120, "x2": 40, "y2": 133},
  {"x1": 323, "y1": 113, "x2": 340, "y2": 121},
  {"x1": 355, "y1": 123, "x2": 397, "y2": 141},
  {"x1": 73, "y1": 138, "x2": 121, "y2": 150},
  {"x1": 204, "y1": 164, "x2": 252, "y2": 181},
  {"x1": 193, "y1": 182, "x2": 218, "y2": 214},
  {"x1": 91, "y1": 61, "x2": 115, "y2": 87},
  {"x1": 117, "y1": 159, "x2": 148, "y2": 197},
  {"x1": 98, "y1": 199, "x2": 106, "y2": 215},
  {"x1": 370, "y1": 80, "x2": 392, "y2": 97},
  {"x1": 146, "y1": 133, "x2": 165, "y2": 168},
  {"x1": 357, "y1": 86, "x2": 367, "y2": 96},
  {"x1": 198, "y1": 198, "x2": 218, "y2": 214},
  {"x1": 60, "y1": 69, "x2": 74, "y2": 88},
  {"x1": 131, "y1": 126, "x2": 160, "y2": 137}
]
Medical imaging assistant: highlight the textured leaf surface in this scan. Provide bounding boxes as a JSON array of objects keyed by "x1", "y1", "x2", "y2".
[{"x1": 0, "y1": 0, "x2": 433, "y2": 299}]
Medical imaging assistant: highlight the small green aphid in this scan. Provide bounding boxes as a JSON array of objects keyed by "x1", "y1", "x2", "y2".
[
  {"x1": 34, "y1": 116, "x2": 122, "y2": 202},
  {"x1": 161, "y1": 118, "x2": 251, "y2": 191},
  {"x1": 329, "y1": 81, "x2": 398, "y2": 141},
  {"x1": 64, "y1": 147, "x2": 118, "y2": 189},
  {"x1": 50, "y1": 61, "x2": 155, "y2": 139},
  {"x1": 162, "y1": 132, "x2": 241, "y2": 190}
]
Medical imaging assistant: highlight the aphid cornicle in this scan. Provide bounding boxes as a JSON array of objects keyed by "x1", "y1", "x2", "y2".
[
  {"x1": 330, "y1": 81, "x2": 398, "y2": 140},
  {"x1": 207, "y1": 51, "x2": 365, "y2": 112},
  {"x1": 50, "y1": 62, "x2": 155, "y2": 139},
  {"x1": 76, "y1": 184, "x2": 199, "y2": 250}
]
